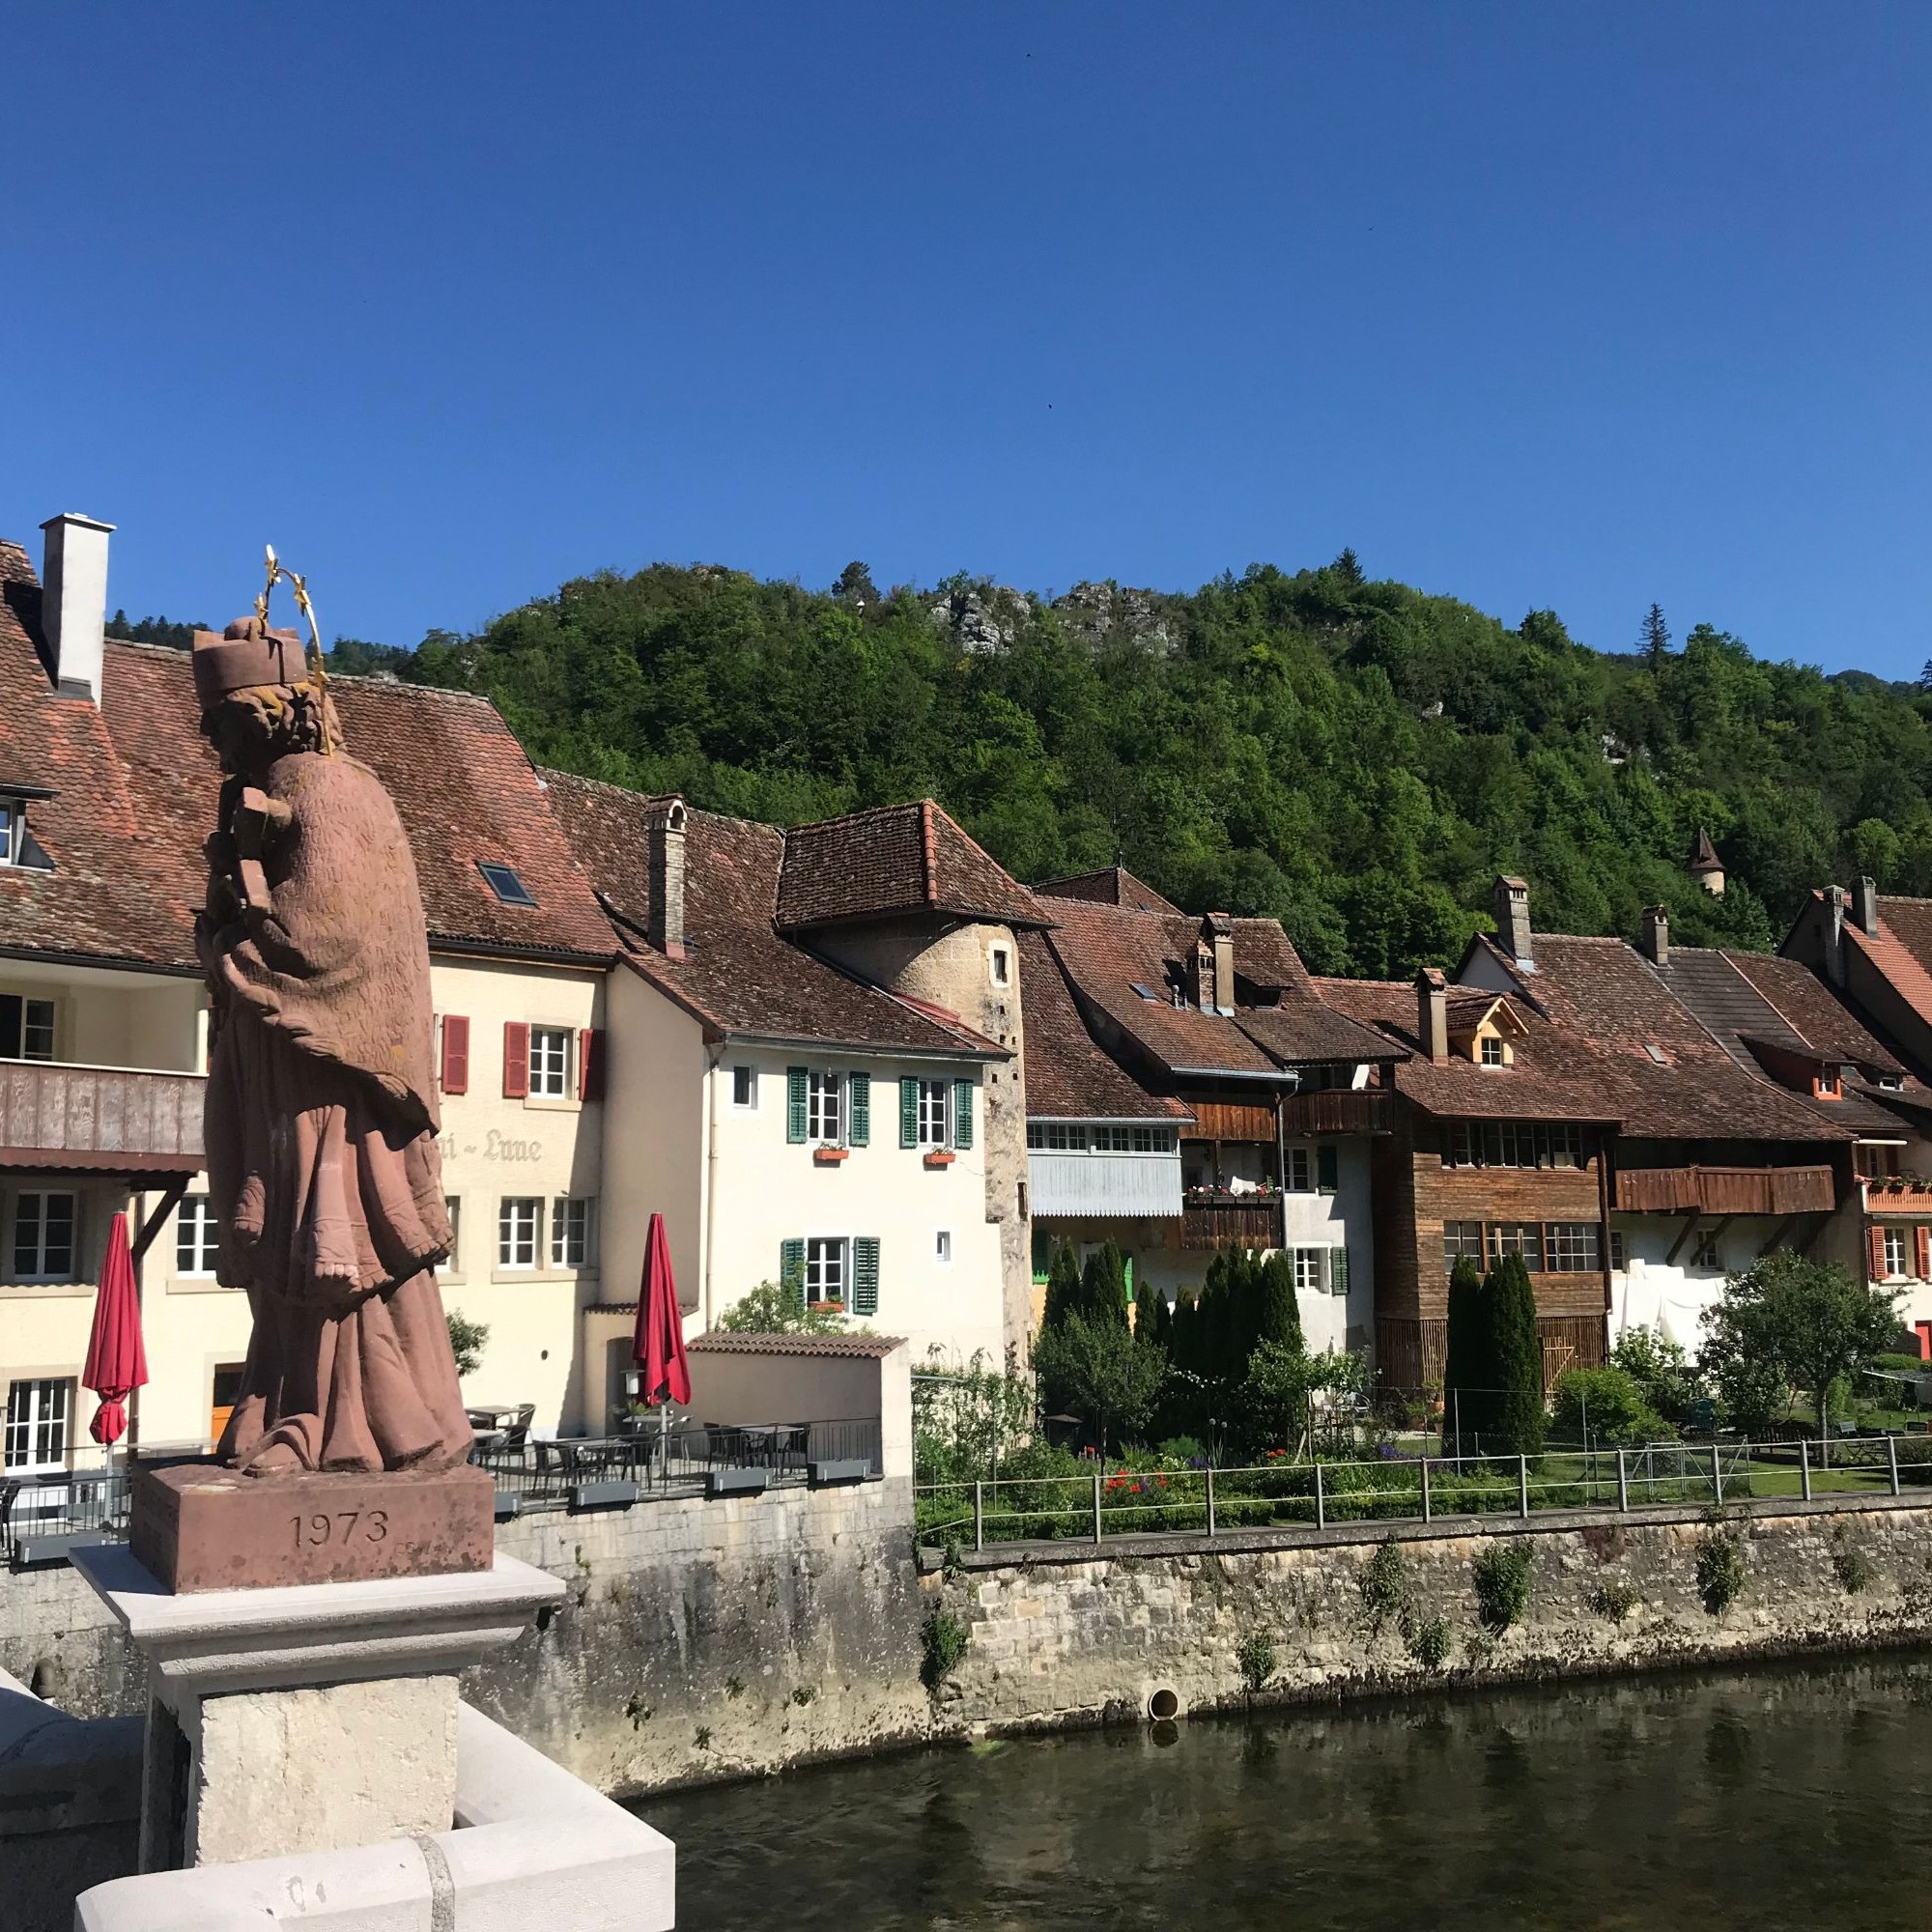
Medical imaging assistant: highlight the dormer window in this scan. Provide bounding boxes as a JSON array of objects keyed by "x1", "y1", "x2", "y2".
[
  {"x1": 1813, "y1": 1070, "x2": 1842, "y2": 1101},
  {"x1": 0, "y1": 789, "x2": 54, "y2": 870}
]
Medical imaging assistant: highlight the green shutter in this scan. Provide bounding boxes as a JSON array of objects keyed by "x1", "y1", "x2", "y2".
[
  {"x1": 787, "y1": 1068, "x2": 809, "y2": 1143},
  {"x1": 900, "y1": 1076, "x2": 920, "y2": 1148},
  {"x1": 849, "y1": 1071, "x2": 870, "y2": 1146},
  {"x1": 1329, "y1": 1246, "x2": 1350, "y2": 1298},
  {"x1": 780, "y1": 1237, "x2": 806, "y2": 1308},
  {"x1": 1317, "y1": 1145, "x2": 1339, "y2": 1195},
  {"x1": 1032, "y1": 1229, "x2": 1050, "y2": 1283},
  {"x1": 953, "y1": 1078, "x2": 975, "y2": 1150},
  {"x1": 853, "y1": 1236, "x2": 880, "y2": 1316}
]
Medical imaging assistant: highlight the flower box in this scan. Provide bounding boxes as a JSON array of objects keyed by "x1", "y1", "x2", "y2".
[
  {"x1": 813, "y1": 1146, "x2": 849, "y2": 1165},
  {"x1": 806, "y1": 1300, "x2": 845, "y2": 1315},
  {"x1": 923, "y1": 1150, "x2": 956, "y2": 1169}
]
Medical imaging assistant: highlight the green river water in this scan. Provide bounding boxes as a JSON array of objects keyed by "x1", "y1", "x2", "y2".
[{"x1": 640, "y1": 1655, "x2": 1932, "y2": 1929}]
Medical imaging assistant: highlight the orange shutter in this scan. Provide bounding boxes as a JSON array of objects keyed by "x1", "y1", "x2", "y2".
[
  {"x1": 1868, "y1": 1223, "x2": 1889, "y2": 1280},
  {"x1": 579, "y1": 1028, "x2": 607, "y2": 1102},
  {"x1": 440, "y1": 1015, "x2": 469, "y2": 1095},
  {"x1": 502, "y1": 1020, "x2": 529, "y2": 1099},
  {"x1": 1917, "y1": 1227, "x2": 1930, "y2": 1281}
]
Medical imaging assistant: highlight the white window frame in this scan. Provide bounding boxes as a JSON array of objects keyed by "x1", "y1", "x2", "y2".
[
  {"x1": 1609, "y1": 1229, "x2": 1629, "y2": 1273},
  {"x1": 1292, "y1": 1248, "x2": 1323, "y2": 1294},
  {"x1": 806, "y1": 1235, "x2": 850, "y2": 1307},
  {"x1": 14, "y1": 1190, "x2": 77, "y2": 1282},
  {"x1": 1284, "y1": 1147, "x2": 1314, "y2": 1193},
  {"x1": 1885, "y1": 1227, "x2": 1908, "y2": 1280},
  {"x1": 497, "y1": 1197, "x2": 542, "y2": 1270},
  {"x1": 1692, "y1": 1230, "x2": 1723, "y2": 1272},
  {"x1": 731, "y1": 1065, "x2": 758, "y2": 1110},
  {"x1": 808, "y1": 1070, "x2": 844, "y2": 1145},
  {"x1": 528, "y1": 1026, "x2": 572, "y2": 1100},
  {"x1": 916, "y1": 1078, "x2": 950, "y2": 1149},
  {"x1": 0, "y1": 798, "x2": 18, "y2": 867},
  {"x1": 1442, "y1": 1220, "x2": 1485, "y2": 1271},
  {"x1": 551, "y1": 1196, "x2": 594, "y2": 1268},
  {"x1": 0, "y1": 993, "x2": 57, "y2": 1064},
  {"x1": 175, "y1": 1196, "x2": 219, "y2": 1277},
  {"x1": 1028, "y1": 1122, "x2": 1088, "y2": 1151},
  {"x1": 935, "y1": 1229, "x2": 953, "y2": 1264},
  {"x1": 1547, "y1": 1223, "x2": 1602, "y2": 1273},
  {"x1": 1480, "y1": 1035, "x2": 1506, "y2": 1067},
  {"x1": 4, "y1": 1377, "x2": 71, "y2": 1472},
  {"x1": 989, "y1": 944, "x2": 1011, "y2": 987},
  {"x1": 1488, "y1": 1222, "x2": 1544, "y2": 1270},
  {"x1": 437, "y1": 1197, "x2": 461, "y2": 1277}
]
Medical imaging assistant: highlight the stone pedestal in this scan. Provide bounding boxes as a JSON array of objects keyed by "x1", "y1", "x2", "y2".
[{"x1": 71, "y1": 1543, "x2": 563, "y2": 1872}]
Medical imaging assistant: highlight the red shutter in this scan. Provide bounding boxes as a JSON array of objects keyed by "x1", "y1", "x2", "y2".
[
  {"x1": 502, "y1": 1020, "x2": 529, "y2": 1099},
  {"x1": 440, "y1": 1015, "x2": 469, "y2": 1095},
  {"x1": 1868, "y1": 1223, "x2": 1889, "y2": 1280},
  {"x1": 579, "y1": 1028, "x2": 607, "y2": 1102},
  {"x1": 1917, "y1": 1227, "x2": 1930, "y2": 1282}
]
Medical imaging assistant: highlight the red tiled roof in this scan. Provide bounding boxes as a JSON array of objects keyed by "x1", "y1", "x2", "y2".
[
  {"x1": 0, "y1": 539, "x2": 615, "y2": 968},
  {"x1": 1314, "y1": 976, "x2": 1618, "y2": 1122},
  {"x1": 543, "y1": 771, "x2": 1008, "y2": 1058},
  {"x1": 687, "y1": 1331, "x2": 906, "y2": 1357},
  {"x1": 775, "y1": 800, "x2": 1050, "y2": 932},
  {"x1": 1016, "y1": 930, "x2": 1191, "y2": 1122},
  {"x1": 1492, "y1": 934, "x2": 1850, "y2": 1144},
  {"x1": 1043, "y1": 898, "x2": 1395, "y2": 1080},
  {"x1": 1034, "y1": 867, "x2": 1182, "y2": 917}
]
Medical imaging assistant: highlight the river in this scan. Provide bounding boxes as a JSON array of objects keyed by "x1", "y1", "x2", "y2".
[{"x1": 641, "y1": 1655, "x2": 1932, "y2": 1929}]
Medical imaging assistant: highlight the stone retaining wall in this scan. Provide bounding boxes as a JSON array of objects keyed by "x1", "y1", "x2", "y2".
[
  {"x1": 932, "y1": 1494, "x2": 1932, "y2": 1729},
  {"x1": 14, "y1": 1489, "x2": 1932, "y2": 1805}
]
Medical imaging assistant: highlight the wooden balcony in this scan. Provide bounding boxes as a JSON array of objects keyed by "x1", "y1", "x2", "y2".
[
  {"x1": 0, "y1": 1061, "x2": 205, "y2": 1173},
  {"x1": 1865, "y1": 1179, "x2": 1932, "y2": 1216},
  {"x1": 1613, "y1": 1164, "x2": 1835, "y2": 1217},
  {"x1": 1277, "y1": 1089, "x2": 1392, "y2": 1137},
  {"x1": 1173, "y1": 1196, "x2": 1283, "y2": 1249}
]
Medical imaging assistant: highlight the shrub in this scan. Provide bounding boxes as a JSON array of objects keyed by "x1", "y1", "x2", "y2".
[
  {"x1": 1832, "y1": 1529, "x2": 1875, "y2": 1595},
  {"x1": 1591, "y1": 1578, "x2": 1641, "y2": 1623},
  {"x1": 920, "y1": 1610, "x2": 970, "y2": 1690},
  {"x1": 1696, "y1": 1525, "x2": 1747, "y2": 1614},
  {"x1": 1550, "y1": 1366, "x2": 1668, "y2": 1446},
  {"x1": 716, "y1": 1280, "x2": 846, "y2": 1335},
  {"x1": 1472, "y1": 1540, "x2": 1533, "y2": 1632},
  {"x1": 1358, "y1": 1539, "x2": 1410, "y2": 1628},
  {"x1": 1608, "y1": 1326, "x2": 1704, "y2": 1426},
  {"x1": 1406, "y1": 1615, "x2": 1452, "y2": 1669},
  {"x1": 445, "y1": 1310, "x2": 489, "y2": 1378},
  {"x1": 1236, "y1": 1632, "x2": 1276, "y2": 1699}
]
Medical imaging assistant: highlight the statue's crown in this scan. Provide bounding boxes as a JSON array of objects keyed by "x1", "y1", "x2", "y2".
[{"x1": 191, "y1": 616, "x2": 309, "y2": 707}]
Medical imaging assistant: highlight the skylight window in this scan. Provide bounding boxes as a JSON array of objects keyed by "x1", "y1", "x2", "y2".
[
  {"x1": 1644, "y1": 1045, "x2": 1666, "y2": 1065},
  {"x1": 477, "y1": 861, "x2": 536, "y2": 908},
  {"x1": 1131, "y1": 982, "x2": 1157, "y2": 1002}
]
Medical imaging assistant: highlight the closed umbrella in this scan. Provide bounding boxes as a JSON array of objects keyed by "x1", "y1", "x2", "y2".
[
  {"x1": 82, "y1": 1211, "x2": 148, "y2": 1447},
  {"x1": 632, "y1": 1213, "x2": 691, "y2": 1471}
]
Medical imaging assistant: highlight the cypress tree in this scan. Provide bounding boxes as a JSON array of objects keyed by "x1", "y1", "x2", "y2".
[
  {"x1": 1200, "y1": 1252, "x2": 1233, "y2": 1383},
  {"x1": 1229, "y1": 1249, "x2": 1264, "y2": 1368},
  {"x1": 1170, "y1": 1287, "x2": 1198, "y2": 1375},
  {"x1": 1441, "y1": 1255, "x2": 1485, "y2": 1441},
  {"x1": 1258, "y1": 1251, "x2": 1303, "y2": 1352},
  {"x1": 1081, "y1": 1242, "x2": 1129, "y2": 1328},
  {"x1": 1486, "y1": 1254, "x2": 1547, "y2": 1455},
  {"x1": 1133, "y1": 1268, "x2": 1169, "y2": 1349},
  {"x1": 1042, "y1": 1240, "x2": 1082, "y2": 1333}
]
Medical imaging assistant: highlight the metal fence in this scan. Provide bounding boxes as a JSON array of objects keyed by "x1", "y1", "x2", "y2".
[
  {"x1": 0, "y1": 1417, "x2": 885, "y2": 1564},
  {"x1": 916, "y1": 1433, "x2": 1932, "y2": 1554}
]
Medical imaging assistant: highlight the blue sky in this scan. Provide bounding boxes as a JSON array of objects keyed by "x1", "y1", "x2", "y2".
[{"x1": 4, "y1": 4, "x2": 1930, "y2": 674}]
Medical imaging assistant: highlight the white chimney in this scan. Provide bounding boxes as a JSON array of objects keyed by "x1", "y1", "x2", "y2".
[{"x1": 39, "y1": 514, "x2": 114, "y2": 705}]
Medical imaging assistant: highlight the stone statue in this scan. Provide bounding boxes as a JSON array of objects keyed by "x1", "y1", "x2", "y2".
[{"x1": 193, "y1": 616, "x2": 471, "y2": 1475}]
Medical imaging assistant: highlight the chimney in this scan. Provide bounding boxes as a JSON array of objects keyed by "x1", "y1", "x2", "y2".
[
  {"x1": 1492, "y1": 875, "x2": 1533, "y2": 968},
  {"x1": 1853, "y1": 876, "x2": 1879, "y2": 937},
  {"x1": 1208, "y1": 913, "x2": 1235, "y2": 1015},
  {"x1": 1640, "y1": 905, "x2": 1669, "y2": 969},
  {"x1": 1417, "y1": 967, "x2": 1449, "y2": 1065},
  {"x1": 39, "y1": 513, "x2": 114, "y2": 705},
  {"x1": 645, "y1": 797, "x2": 688, "y2": 959},
  {"x1": 1823, "y1": 885, "x2": 1849, "y2": 986}
]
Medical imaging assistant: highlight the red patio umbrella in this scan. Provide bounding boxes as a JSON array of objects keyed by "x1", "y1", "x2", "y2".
[
  {"x1": 632, "y1": 1211, "x2": 691, "y2": 1408},
  {"x1": 82, "y1": 1210, "x2": 148, "y2": 1447}
]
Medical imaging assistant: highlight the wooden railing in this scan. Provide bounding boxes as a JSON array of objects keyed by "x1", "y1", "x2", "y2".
[
  {"x1": 1173, "y1": 1198, "x2": 1282, "y2": 1249},
  {"x1": 0, "y1": 1061, "x2": 205, "y2": 1170},
  {"x1": 1277, "y1": 1089, "x2": 1392, "y2": 1136},
  {"x1": 1612, "y1": 1164, "x2": 1835, "y2": 1216}
]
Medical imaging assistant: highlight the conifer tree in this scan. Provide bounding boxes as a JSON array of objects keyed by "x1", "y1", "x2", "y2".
[
  {"x1": 1080, "y1": 1242, "x2": 1129, "y2": 1329},
  {"x1": 1640, "y1": 602, "x2": 1670, "y2": 668},
  {"x1": 1042, "y1": 1240, "x2": 1082, "y2": 1333},
  {"x1": 1258, "y1": 1250, "x2": 1303, "y2": 1353},
  {"x1": 1485, "y1": 1255, "x2": 1547, "y2": 1455},
  {"x1": 1133, "y1": 1269, "x2": 1170, "y2": 1350},
  {"x1": 1170, "y1": 1287, "x2": 1199, "y2": 1375},
  {"x1": 1441, "y1": 1254, "x2": 1485, "y2": 1442}
]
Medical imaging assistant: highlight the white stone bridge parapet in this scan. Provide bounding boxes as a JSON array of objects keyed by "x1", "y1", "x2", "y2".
[{"x1": 72, "y1": 1700, "x2": 674, "y2": 1932}]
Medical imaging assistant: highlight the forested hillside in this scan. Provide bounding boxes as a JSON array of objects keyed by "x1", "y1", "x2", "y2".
[{"x1": 247, "y1": 555, "x2": 1932, "y2": 977}]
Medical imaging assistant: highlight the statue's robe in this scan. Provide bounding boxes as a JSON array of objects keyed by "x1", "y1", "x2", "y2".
[{"x1": 201, "y1": 749, "x2": 470, "y2": 1473}]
